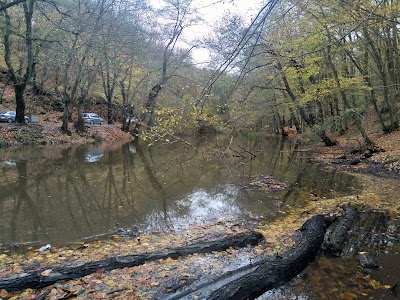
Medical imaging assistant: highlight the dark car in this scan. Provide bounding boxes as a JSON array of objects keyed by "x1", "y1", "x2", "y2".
[
  {"x1": 0, "y1": 111, "x2": 29, "y2": 123},
  {"x1": 82, "y1": 113, "x2": 103, "y2": 125}
]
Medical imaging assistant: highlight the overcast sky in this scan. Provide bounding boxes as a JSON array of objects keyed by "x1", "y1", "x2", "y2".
[
  {"x1": 150, "y1": 0, "x2": 265, "y2": 64},
  {"x1": 188, "y1": 0, "x2": 264, "y2": 64}
]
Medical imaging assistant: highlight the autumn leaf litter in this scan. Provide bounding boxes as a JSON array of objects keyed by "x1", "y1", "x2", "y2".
[{"x1": 0, "y1": 210, "x2": 312, "y2": 299}]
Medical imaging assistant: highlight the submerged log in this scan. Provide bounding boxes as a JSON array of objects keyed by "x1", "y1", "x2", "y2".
[
  {"x1": 0, "y1": 231, "x2": 263, "y2": 292},
  {"x1": 344, "y1": 210, "x2": 389, "y2": 254},
  {"x1": 170, "y1": 215, "x2": 326, "y2": 300},
  {"x1": 322, "y1": 207, "x2": 359, "y2": 257}
]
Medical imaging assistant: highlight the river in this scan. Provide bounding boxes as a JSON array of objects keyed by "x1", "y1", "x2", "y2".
[{"x1": 0, "y1": 134, "x2": 358, "y2": 248}]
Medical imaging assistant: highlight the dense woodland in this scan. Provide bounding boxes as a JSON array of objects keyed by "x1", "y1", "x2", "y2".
[{"x1": 0, "y1": 0, "x2": 399, "y2": 146}]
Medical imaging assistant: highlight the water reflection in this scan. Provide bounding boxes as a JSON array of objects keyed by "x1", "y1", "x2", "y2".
[
  {"x1": 0, "y1": 160, "x2": 16, "y2": 166},
  {"x1": 0, "y1": 136, "x2": 359, "y2": 247},
  {"x1": 84, "y1": 151, "x2": 104, "y2": 163}
]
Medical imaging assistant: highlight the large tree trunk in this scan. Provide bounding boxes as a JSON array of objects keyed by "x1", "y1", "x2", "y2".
[
  {"x1": 196, "y1": 215, "x2": 327, "y2": 300},
  {"x1": 15, "y1": 84, "x2": 26, "y2": 123},
  {"x1": 75, "y1": 99, "x2": 85, "y2": 132},
  {"x1": 107, "y1": 94, "x2": 113, "y2": 124},
  {"x1": 0, "y1": 231, "x2": 263, "y2": 292},
  {"x1": 140, "y1": 84, "x2": 162, "y2": 129},
  {"x1": 322, "y1": 207, "x2": 359, "y2": 257},
  {"x1": 61, "y1": 97, "x2": 70, "y2": 133},
  {"x1": 167, "y1": 215, "x2": 327, "y2": 300}
]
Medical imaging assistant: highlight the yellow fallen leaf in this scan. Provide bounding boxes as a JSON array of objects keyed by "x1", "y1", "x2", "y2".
[
  {"x1": 41, "y1": 269, "x2": 53, "y2": 276},
  {"x1": 342, "y1": 292, "x2": 357, "y2": 300},
  {"x1": 370, "y1": 279, "x2": 380, "y2": 289},
  {"x1": 19, "y1": 291, "x2": 29, "y2": 300},
  {"x1": 151, "y1": 282, "x2": 160, "y2": 286},
  {"x1": 384, "y1": 285, "x2": 392, "y2": 289},
  {"x1": 165, "y1": 257, "x2": 175, "y2": 263},
  {"x1": 106, "y1": 280, "x2": 116, "y2": 287},
  {"x1": 226, "y1": 247, "x2": 234, "y2": 253}
]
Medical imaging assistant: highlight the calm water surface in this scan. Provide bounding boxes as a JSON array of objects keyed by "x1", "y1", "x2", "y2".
[{"x1": 0, "y1": 135, "x2": 359, "y2": 247}]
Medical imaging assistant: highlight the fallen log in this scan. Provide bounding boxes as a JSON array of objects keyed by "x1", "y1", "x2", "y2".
[
  {"x1": 168, "y1": 215, "x2": 327, "y2": 300},
  {"x1": 0, "y1": 230, "x2": 263, "y2": 292},
  {"x1": 344, "y1": 210, "x2": 389, "y2": 254},
  {"x1": 322, "y1": 207, "x2": 359, "y2": 257}
]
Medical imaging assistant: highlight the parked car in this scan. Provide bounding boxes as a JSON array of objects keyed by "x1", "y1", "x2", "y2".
[
  {"x1": 0, "y1": 111, "x2": 16, "y2": 123},
  {"x1": 0, "y1": 111, "x2": 30, "y2": 123},
  {"x1": 82, "y1": 113, "x2": 103, "y2": 125}
]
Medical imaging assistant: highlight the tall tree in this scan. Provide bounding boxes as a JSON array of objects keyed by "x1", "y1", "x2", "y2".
[
  {"x1": 1, "y1": 0, "x2": 35, "y2": 123},
  {"x1": 139, "y1": 0, "x2": 197, "y2": 130}
]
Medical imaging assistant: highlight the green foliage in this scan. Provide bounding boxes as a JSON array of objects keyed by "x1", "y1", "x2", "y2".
[
  {"x1": 326, "y1": 115, "x2": 343, "y2": 133},
  {"x1": 141, "y1": 104, "x2": 224, "y2": 145}
]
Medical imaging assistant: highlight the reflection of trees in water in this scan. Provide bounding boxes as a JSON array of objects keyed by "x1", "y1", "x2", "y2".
[
  {"x1": 0, "y1": 136, "x2": 359, "y2": 245},
  {"x1": 10, "y1": 161, "x2": 44, "y2": 242},
  {"x1": 121, "y1": 143, "x2": 137, "y2": 211},
  {"x1": 135, "y1": 140, "x2": 170, "y2": 226}
]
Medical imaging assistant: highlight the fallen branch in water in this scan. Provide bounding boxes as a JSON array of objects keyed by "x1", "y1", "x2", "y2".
[{"x1": 322, "y1": 207, "x2": 359, "y2": 257}]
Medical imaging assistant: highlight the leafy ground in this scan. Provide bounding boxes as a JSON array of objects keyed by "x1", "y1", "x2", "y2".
[
  {"x1": 0, "y1": 83, "x2": 133, "y2": 148},
  {"x1": 0, "y1": 122, "x2": 133, "y2": 148}
]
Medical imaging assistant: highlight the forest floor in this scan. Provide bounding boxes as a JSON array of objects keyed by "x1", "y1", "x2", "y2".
[
  {"x1": 0, "y1": 83, "x2": 134, "y2": 148},
  {"x1": 0, "y1": 121, "x2": 134, "y2": 148}
]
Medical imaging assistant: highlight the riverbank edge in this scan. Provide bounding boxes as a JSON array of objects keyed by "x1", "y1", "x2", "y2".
[
  {"x1": 0, "y1": 122, "x2": 135, "y2": 149},
  {"x1": 1, "y1": 121, "x2": 399, "y2": 175}
]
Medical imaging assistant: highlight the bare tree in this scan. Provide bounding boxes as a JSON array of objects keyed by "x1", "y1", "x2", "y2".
[{"x1": 139, "y1": 0, "x2": 197, "y2": 130}]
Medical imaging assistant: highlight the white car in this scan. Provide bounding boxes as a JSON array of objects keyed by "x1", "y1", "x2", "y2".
[
  {"x1": 0, "y1": 111, "x2": 29, "y2": 123},
  {"x1": 82, "y1": 113, "x2": 103, "y2": 125}
]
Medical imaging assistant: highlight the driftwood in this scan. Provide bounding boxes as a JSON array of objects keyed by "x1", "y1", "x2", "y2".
[
  {"x1": 166, "y1": 215, "x2": 327, "y2": 300},
  {"x1": 322, "y1": 207, "x2": 359, "y2": 257},
  {"x1": 0, "y1": 231, "x2": 263, "y2": 292}
]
